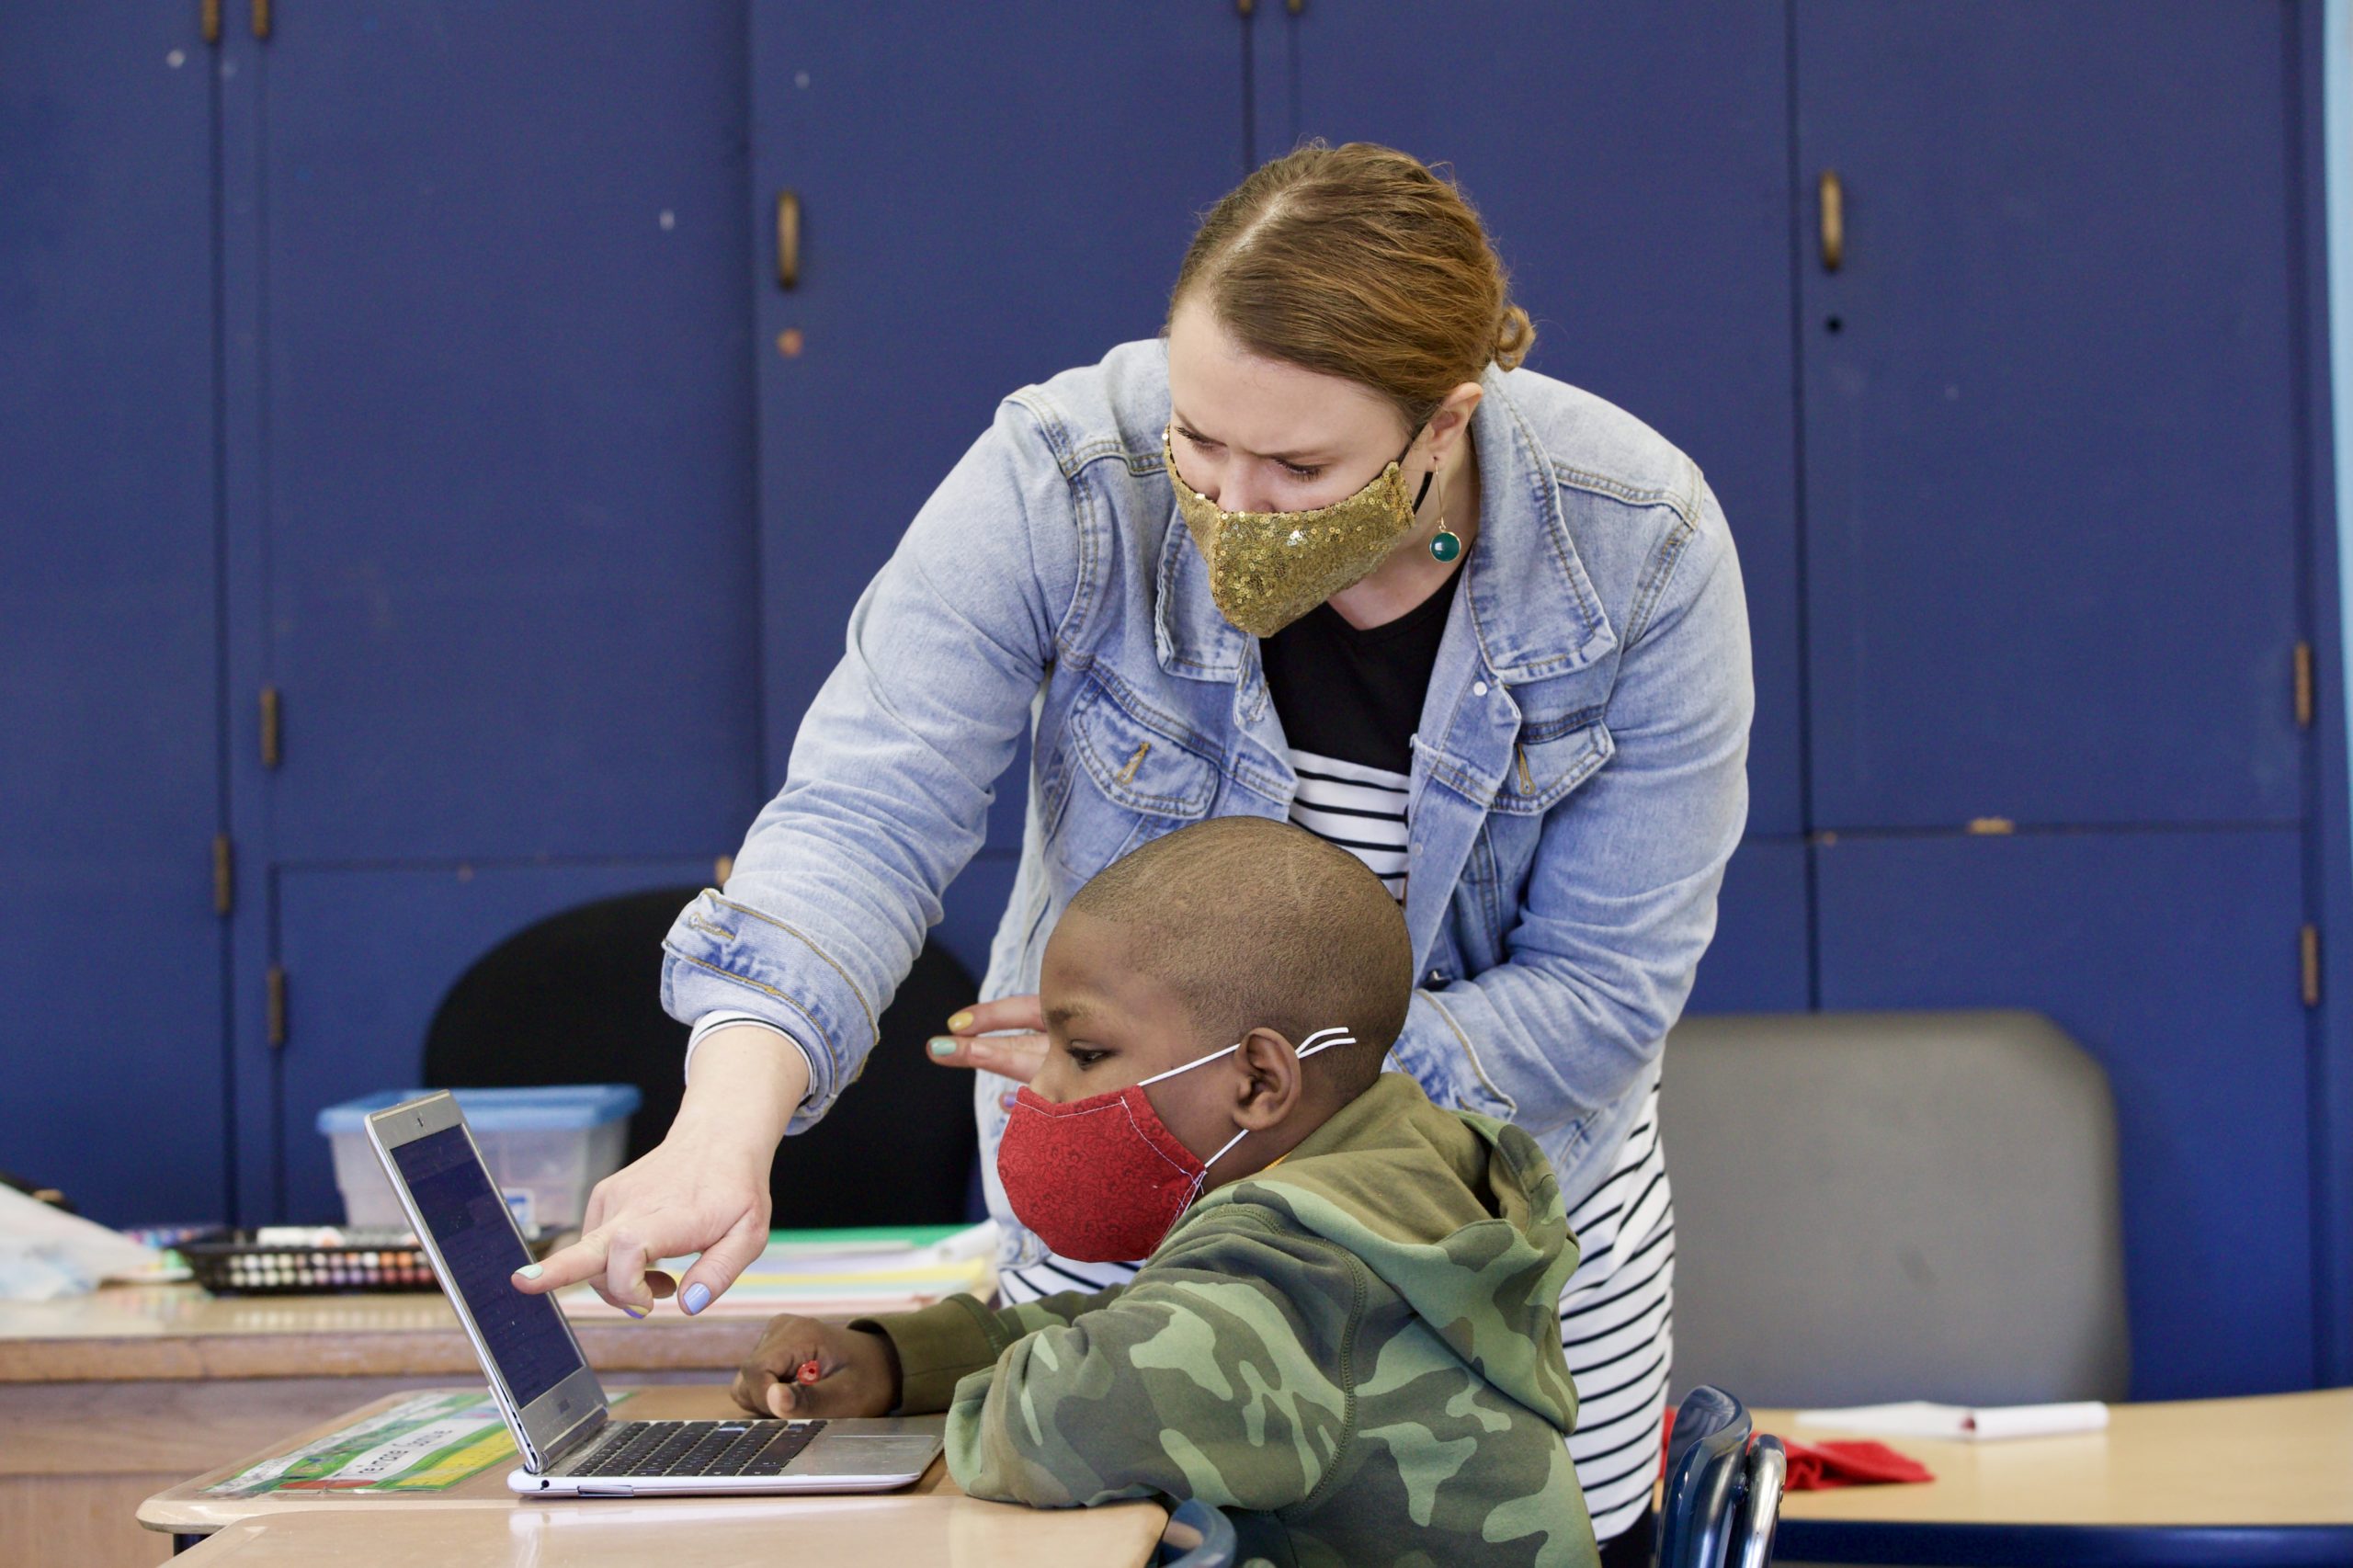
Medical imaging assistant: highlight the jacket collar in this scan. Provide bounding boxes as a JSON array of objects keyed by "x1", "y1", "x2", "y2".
[{"x1": 1153, "y1": 365, "x2": 1617, "y2": 685}]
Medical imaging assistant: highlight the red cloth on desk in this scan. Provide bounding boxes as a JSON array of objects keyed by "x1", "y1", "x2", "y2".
[
  {"x1": 1777, "y1": 1436, "x2": 1934, "y2": 1489},
  {"x1": 1661, "y1": 1408, "x2": 1936, "y2": 1491}
]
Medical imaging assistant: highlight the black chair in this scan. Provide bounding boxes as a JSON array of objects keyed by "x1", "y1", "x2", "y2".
[
  {"x1": 1656, "y1": 1385, "x2": 1785, "y2": 1568},
  {"x1": 422, "y1": 887, "x2": 980, "y2": 1227},
  {"x1": 1154, "y1": 1499, "x2": 1237, "y2": 1568}
]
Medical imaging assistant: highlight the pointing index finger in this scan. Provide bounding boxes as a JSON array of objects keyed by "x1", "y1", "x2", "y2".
[{"x1": 514, "y1": 1231, "x2": 609, "y2": 1298}]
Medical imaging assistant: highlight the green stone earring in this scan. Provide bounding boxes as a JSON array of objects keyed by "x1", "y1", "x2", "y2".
[{"x1": 1428, "y1": 478, "x2": 1461, "y2": 562}]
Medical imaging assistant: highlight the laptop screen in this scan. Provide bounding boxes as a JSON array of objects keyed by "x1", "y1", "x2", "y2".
[{"x1": 391, "y1": 1125, "x2": 584, "y2": 1407}]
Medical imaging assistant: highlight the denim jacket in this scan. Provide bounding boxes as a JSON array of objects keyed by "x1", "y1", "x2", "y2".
[{"x1": 662, "y1": 339, "x2": 1752, "y2": 1267}]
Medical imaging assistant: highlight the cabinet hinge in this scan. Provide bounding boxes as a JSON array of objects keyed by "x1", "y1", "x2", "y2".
[
  {"x1": 251, "y1": 0, "x2": 271, "y2": 40},
  {"x1": 2302, "y1": 925, "x2": 2321, "y2": 1008},
  {"x1": 211, "y1": 834, "x2": 234, "y2": 915},
  {"x1": 201, "y1": 0, "x2": 222, "y2": 45},
  {"x1": 267, "y1": 965, "x2": 289, "y2": 1048},
  {"x1": 2295, "y1": 642, "x2": 2314, "y2": 730},
  {"x1": 260, "y1": 686, "x2": 283, "y2": 768}
]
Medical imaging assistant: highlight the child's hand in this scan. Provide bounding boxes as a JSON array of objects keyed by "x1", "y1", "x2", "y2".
[{"x1": 731, "y1": 1314, "x2": 900, "y2": 1419}]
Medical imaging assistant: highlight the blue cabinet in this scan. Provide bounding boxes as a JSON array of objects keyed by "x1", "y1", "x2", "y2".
[
  {"x1": 233, "y1": 3, "x2": 764, "y2": 865},
  {"x1": 745, "y1": 4, "x2": 1245, "y2": 857},
  {"x1": 1816, "y1": 828, "x2": 2315, "y2": 1397},
  {"x1": 1688, "y1": 839, "x2": 1813, "y2": 1017},
  {"x1": 200, "y1": 6, "x2": 766, "y2": 1219},
  {"x1": 0, "y1": 8, "x2": 229, "y2": 1224},
  {"x1": 1797, "y1": 1, "x2": 2304, "y2": 831},
  {"x1": 1795, "y1": 2, "x2": 2338, "y2": 1393}
]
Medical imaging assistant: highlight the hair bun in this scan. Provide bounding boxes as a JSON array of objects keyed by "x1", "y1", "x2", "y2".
[{"x1": 1493, "y1": 304, "x2": 1535, "y2": 372}]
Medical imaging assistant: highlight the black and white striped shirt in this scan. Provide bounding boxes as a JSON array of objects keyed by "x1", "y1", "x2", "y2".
[{"x1": 1287, "y1": 749, "x2": 1410, "y2": 898}]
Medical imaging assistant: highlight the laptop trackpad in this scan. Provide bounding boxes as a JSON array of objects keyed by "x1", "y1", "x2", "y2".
[{"x1": 791, "y1": 1436, "x2": 941, "y2": 1479}]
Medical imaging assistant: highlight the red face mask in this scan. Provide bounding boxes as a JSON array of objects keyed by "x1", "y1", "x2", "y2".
[{"x1": 996, "y1": 1027, "x2": 1356, "y2": 1263}]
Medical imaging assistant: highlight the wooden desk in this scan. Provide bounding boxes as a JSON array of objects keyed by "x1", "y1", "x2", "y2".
[
  {"x1": 166, "y1": 1503, "x2": 1165, "y2": 1568},
  {"x1": 0, "y1": 1286, "x2": 762, "y2": 1568},
  {"x1": 142, "y1": 1385, "x2": 1166, "y2": 1567},
  {"x1": 1760, "y1": 1390, "x2": 2353, "y2": 1565}
]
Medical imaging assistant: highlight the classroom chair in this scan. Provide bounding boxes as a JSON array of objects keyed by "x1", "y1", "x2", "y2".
[
  {"x1": 1656, "y1": 1384, "x2": 1785, "y2": 1568},
  {"x1": 1660, "y1": 1010, "x2": 2129, "y2": 1408},
  {"x1": 1154, "y1": 1498, "x2": 1237, "y2": 1567},
  {"x1": 422, "y1": 887, "x2": 982, "y2": 1225}
]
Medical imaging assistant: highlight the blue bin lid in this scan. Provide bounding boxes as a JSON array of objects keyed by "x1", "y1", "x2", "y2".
[{"x1": 316, "y1": 1084, "x2": 641, "y2": 1136}]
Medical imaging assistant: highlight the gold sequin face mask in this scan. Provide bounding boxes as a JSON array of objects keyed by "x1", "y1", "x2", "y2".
[{"x1": 1164, "y1": 428, "x2": 1435, "y2": 638}]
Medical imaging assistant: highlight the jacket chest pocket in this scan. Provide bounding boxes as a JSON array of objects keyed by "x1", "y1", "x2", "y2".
[
  {"x1": 1043, "y1": 681, "x2": 1221, "y2": 885},
  {"x1": 1494, "y1": 668, "x2": 1619, "y2": 818},
  {"x1": 1457, "y1": 674, "x2": 1619, "y2": 953}
]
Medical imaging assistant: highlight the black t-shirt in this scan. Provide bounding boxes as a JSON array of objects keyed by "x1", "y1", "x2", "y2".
[
  {"x1": 1258, "y1": 569, "x2": 1461, "y2": 900},
  {"x1": 1259, "y1": 567, "x2": 1461, "y2": 777}
]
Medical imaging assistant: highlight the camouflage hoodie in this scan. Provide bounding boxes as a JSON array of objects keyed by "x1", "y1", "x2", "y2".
[{"x1": 861, "y1": 1073, "x2": 1599, "y2": 1568}]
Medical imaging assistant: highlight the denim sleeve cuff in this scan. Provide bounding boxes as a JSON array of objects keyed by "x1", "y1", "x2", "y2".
[
  {"x1": 660, "y1": 889, "x2": 880, "y2": 1135},
  {"x1": 853, "y1": 1294, "x2": 1010, "y2": 1415}
]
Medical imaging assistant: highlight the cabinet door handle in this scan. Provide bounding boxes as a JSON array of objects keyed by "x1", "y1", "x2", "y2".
[
  {"x1": 1819, "y1": 169, "x2": 1844, "y2": 272},
  {"x1": 776, "y1": 190, "x2": 801, "y2": 290}
]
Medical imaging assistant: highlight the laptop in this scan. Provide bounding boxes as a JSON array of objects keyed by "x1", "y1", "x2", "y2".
[{"x1": 365, "y1": 1090, "x2": 944, "y2": 1497}]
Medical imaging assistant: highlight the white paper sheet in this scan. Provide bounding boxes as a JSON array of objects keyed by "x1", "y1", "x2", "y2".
[
  {"x1": 0, "y1": 1184, "x2": 165, "y2": 1299},
  {"x1": 1792, "y1": 1399, "x2": 2110, "y2": 1441}
]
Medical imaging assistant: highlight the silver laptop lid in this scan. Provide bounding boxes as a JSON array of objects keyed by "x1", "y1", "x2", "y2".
[{"x1": 366, "y1": 1091, "x2": 608, "y2": 1472}]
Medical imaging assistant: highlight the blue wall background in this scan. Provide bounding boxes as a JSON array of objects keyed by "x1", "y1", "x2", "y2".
[{"x1": 3, "y1": 1, "x2": 2348, "y2": 1403}]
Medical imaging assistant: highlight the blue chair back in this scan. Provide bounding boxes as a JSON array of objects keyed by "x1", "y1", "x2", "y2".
[
  {"x1": 1656, "y1": 1384, "x2": 1754, "y2": 1568},
  {"x1": 1733, "y1": 1436, "x2": 1787, "y2": 1568},
  {"x1": 1155, "y1": 1498, "x2": 1236, "y2": 1568}
]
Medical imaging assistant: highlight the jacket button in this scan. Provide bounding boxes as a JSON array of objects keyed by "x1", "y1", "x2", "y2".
[{"x1": 1472, "y1": 680, "x2": 1490, "y2": 697}]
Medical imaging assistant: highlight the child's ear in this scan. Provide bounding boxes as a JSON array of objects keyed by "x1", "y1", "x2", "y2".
[{"x1": 1231, "y1": 1028, "x2": 1302, "y2": 1130}]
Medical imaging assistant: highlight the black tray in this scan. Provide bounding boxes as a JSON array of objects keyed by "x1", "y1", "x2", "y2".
[{"x1": 178, "y1": 1226, "x2": 558, "y2": 1295}]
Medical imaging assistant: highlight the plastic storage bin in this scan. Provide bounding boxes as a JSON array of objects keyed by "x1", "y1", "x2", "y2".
[{"x1": 316, "y1": 1085, "x2": 641, "y2": 1232}]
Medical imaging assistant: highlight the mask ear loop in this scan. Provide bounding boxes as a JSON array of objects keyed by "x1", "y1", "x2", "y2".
[
  {"x1": 1190, "y1": 1027, "x2": 1360, "y2": 1186},
  {"x1": 1294, "y1": 1026, "x2": 1358, "y2": 1060}
]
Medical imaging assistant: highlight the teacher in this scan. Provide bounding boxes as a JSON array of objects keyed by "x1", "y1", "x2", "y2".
[{"x1": 526, "y1": 142, "x2": 1751, "y2": 1557}]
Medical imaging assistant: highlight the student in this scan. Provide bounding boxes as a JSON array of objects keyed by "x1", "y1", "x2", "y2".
[{"x1": 732, "y1": 817, "x2": 1599, "y2": 1568}]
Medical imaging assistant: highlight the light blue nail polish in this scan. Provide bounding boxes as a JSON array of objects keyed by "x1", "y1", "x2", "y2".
[
  {"x1": 515, "y1": 1263, "x2": 543, "y2": 1279},
  {"x1": 683, "y1": 1282, "x2": 710, "y2": 1315},
  {"x1": 927, "y1": 1037, "x2": 958, "y2": 1058}
]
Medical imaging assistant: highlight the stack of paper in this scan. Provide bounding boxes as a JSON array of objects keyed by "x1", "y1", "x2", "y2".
[
  {"x1": 1793, "y1": 1400, "x2": 2109, "y2": 1441},
  {"x1": 565, "y1": 1221, "x2": 997, "y2": 1318},
  {"x1": 0, "y1": 1184, "x2": 171, "y2": 1300}
]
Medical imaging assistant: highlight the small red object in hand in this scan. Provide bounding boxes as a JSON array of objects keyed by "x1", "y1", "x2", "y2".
[{"x1": 796, "y1": 1359, "x2": 822, "y2": 1385}]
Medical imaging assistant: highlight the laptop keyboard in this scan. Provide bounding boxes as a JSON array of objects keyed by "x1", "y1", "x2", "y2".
[{"x1": 569, "y1": 1419, "x2": 828, "y2": 1479}]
